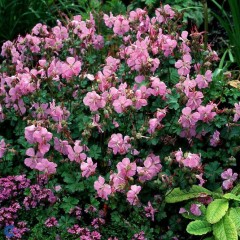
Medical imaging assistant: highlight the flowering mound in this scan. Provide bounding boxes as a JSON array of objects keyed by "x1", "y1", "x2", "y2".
[{"x1": 0, "y1": 4, "x2": 240, "y2": 239}]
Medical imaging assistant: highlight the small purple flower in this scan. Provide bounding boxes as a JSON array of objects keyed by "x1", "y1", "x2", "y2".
[
  {"x1": 210, "y1": 130, "x2": 220, "y2": 147},
  {"x1": 221, "y1": 168, "x2": 238, "y2": 190},
  {"x1": 190, "y1": 204, "x2": 202, "y2": 216}
]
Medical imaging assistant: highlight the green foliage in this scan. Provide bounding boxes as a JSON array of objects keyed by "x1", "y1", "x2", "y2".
[
  {"x1": 169, "y1": 184, "x2": 240, "y2": 239},
  {"x1": 211, "y1": 0, "x2": 240, "y2": 68},
  {"x1": 165, "y1": 0, "x2": 205, "y2": 26},
  {"x1": 186, "y1": 220, "x2": 212, "y2": 235},
  {"x1": 229, "y1": 208, "x2": 240, "y2": 235},
  {"x1": 206, "y1": 199, "x2": 229, "y2": 224},
  {"x1": 165, "y1": 186, "x2": 212, "y2": 203},
  {"x1": 204, "y1": 161, "x2": 223, "y2": 183},
  {"x1": 212, "y1": 215, "x2": 238, "y2": 240},
  {"x1": 60, "y1": 196, "x2": 79, "y2": 213}
]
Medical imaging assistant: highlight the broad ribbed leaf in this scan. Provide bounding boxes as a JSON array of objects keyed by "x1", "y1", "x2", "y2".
[
  {"x1": 165, "y1": 185, "x2": 212, "y2": 203},
  {"x1": 206, "y1": 199, "x2": 229, "y2": 224},
  {"x1": 213, "y1": 215, "x2": 238, "y2": 240},
  {"x1": 223, "y1": 193, "x2": 240, "y2": 201},
  {"x1": 229, "y1": 207, "x2": 240, "y2": 234},
  {"x1": 231, "y1": 184, "x2": 240, "y2": 195},
  {"x1": 186, "y1": 220, "x2": 211, "y2": 235}
]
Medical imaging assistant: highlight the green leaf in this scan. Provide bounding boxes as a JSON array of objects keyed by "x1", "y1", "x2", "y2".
[
  {"x1": 166, "y1": 92, "x2": 180, "y2": 110},
  {"x1": 60, "y1": 197, "x2": 79, "y2": 213},
  {"x1": 89, "y1": 144, "x2": 101, "y2": 159},
  {"x1": 204, "y1": 161, "x2": 223, "y2": 182},
  {"x1": 145, "y1": 0, "x2": 156, "y2": 6},
  {"x1": 229, "y1": 208, "x2": 240, "y2": 232},
  {"x1": 186, "y1": 220, "x2": 212, "y2": 235},
  {"x1": 206, "y1": 199, "x2": 229, "y2": 224},
  {"x1": 165, "y1": 185, "x2": 212, "y2": 203},
  {"x1": 223, "y1": 193, "x2": 240, "y2": 201},
  {"x1": 213, "y1": 215, "x2": 238, "y2": 240},
  {"x1": 231, "y1": 184, "x2": 240, "y2": 195}
]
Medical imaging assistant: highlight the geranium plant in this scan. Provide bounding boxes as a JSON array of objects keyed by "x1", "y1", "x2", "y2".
[{"x1": 0, "y1": 3, "x2": 239, "y2": 239}]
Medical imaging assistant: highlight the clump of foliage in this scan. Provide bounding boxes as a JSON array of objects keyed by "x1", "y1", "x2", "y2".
[{"x1": 0, "y1": 3, "x2": 240, "y2": 239}]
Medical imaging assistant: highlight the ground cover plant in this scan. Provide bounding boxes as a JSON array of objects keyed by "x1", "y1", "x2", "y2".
[{"x1": 0, "y1": 3, "x2": 240, "y2": 239}]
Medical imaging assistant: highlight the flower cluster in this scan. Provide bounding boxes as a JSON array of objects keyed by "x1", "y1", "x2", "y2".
[{"x1": 0, "y1": 2, "x2": 239, "y2": 239}]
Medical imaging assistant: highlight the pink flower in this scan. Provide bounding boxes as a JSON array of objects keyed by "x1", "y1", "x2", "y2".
[
  {"x1": 110, "y1": 173, "x2": 127, "y2": 192},
  {"x1": 0, "y1": 139, "x2": 6, "y2": 158},
  {"x1": 62, "y1": 57, "x2": 82, "y2": 80},
  {"x1": 32, "y1": 127, "x2": 52, "y2": 154},
  {"x1": 24, "y1": 148, "x2": 45, "y2": 169},
  {"x1": 108, "y1": 133, "x2": 131, "y2": 155},
  {"x1": 180, "y1": 126, "x2": 197, "y2": 139},
  {"x1": 190, "y1": 204, "x2": 201, "y2": 216},
  {"x1": 137, "y1": 154, "x2": 162, "y2": 182},
  {"x1": 175, "y1": 149, "x2": 183, "y2": 162},
  {"x1": 183, "y1": 153, "x2": 201, "y2": 168},
  {"x1": 54, "y1": 137, "x2": 69, "y2": 155},
  {"x1": 210, "y1": 130, "x2": 220, "y2": 147},
  {"x1": 112, "y1": 96, "x2": 132, "y2": 113},
  {"x1": 127, "y1": 185, "x2": 141, "y2": 205},
  {"x1": 67, "y1": 140, "x2": 86, "y2": 163},
  {"x1": 94, "y1": 176, "x2": 112, "y2": 200},
  {"x1": 55, "y1": 185, "x2": 62, "y2": 192},
  {"x1": 175, "y1": 54, "x2": 191, "y2": 76},
  {"x1": 113, "y1": 16, "x2": 129, "y2": 36},
  {"x1": 25, "y1": 125, "x2": 37, "y2": 144},
  {"x1": 45, "y1": 217, "x2": 58, "y2": 227},
  {"x1": 196, "y1": 173, "x2": 206, "y2": 186},
  {"x1": 148, "y1": 118, "x2": 160, "y2": 134},
  {"x1": 221, "y1": 168, "x2": 238, "y2": 190},
  {"x1": 149, "y1": 77, "x2": 167, "y2": 98},
  {"x1": 156, "y1": 109, "x2": 167, "y2": 121},
  {"x1": 35, "y1": 159, "x2": 57, "y2": 175},
  {"x1": 49, "y1": 100, "x2": 70, "y2": 122},
  {"x1": 179, "y1": 107, "x2": 200, "y2": 128},
  {"x1": 32, "y1": 23, "x2": 49, "y2": 36},
  {"x1": 186, "y1": 91, "x2": 203, "y2": 110},
  {"x1": 31, "y1": 103, "x2": 49, "y2": 119},
  {"x1": 116, "y1": 158, "x2": 136, "y2": 178},
  {"x1": 47, "y1": 59, "x2": 62, "y2": 81},
  {"x1": 179, "y1": 208, "x2": 187, "y2": 214},
  {"x1": 197, "y1": 104, "x2": 216, "y2": 122},
  {"x1": 162, "y1": 38, "x2": 177, "y2": 57},
  {"x1": 134, "y1": 89, "x2": 148, "y2": 110},
  {"x1": 104, "y1": 56, "x2": 120, "y2": 75},
  {"x1": 155, "y1": 5, "x2": 175, "y2": 23},
  {"x1": 52, "y1": 25, "x2": 68, "y2": 40},
  {"x1": 233, "y1": 102, "x2": 240, "y2": 122},
  {"x1": 81, "y1": 158, "x2": 97, "y2": 178},
  {"x1": 83, "y1": 91, "x2": 106, "y2": 112},
  {"x1": 103, "y1": 12, "x2": 116, "y2": 28},
  {"x1": 144, "y1": 201, "x2": 157, "y2": 221},
  {"x1": 195, "y1": 70, "x2": 212, "y2": 89},
  {"x1": 182, "y1": 77, "x2": 196, "y2": 96}
]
